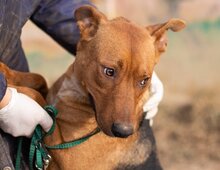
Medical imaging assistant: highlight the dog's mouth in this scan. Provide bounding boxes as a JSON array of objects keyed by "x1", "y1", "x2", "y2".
[
  {"x1": 88, "y1": 93, "x2": 115, "y2": 136},
  {"x1": 88, "y1": 93, "x2": 102, "y2": 130},
  {"x1": 88, "y1": 93, "x2": 145, "y2": 138}
]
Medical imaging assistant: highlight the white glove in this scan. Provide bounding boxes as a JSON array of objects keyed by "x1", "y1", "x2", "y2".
[
  {"x1": 143, "y1": 72, "x2": 163, "y2": 125},
  {"x1": 0, "y1": 87, "x2": 53, "y2": 137}
]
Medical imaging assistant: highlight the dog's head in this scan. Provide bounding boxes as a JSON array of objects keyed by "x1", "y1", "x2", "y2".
[{"x1": 73, "y1": 5, "x2": 185, "y2": 138}]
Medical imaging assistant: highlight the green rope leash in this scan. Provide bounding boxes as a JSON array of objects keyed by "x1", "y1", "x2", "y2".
[
  {"x1": 15, "y1": 105, "x2": 100, "y2": 170},
  {"x1": 45, "y1": 128, "x2": 100, "y2": 150},
  {"x1": 29, "y1": 105, "x2": 57, "y2": 170}
]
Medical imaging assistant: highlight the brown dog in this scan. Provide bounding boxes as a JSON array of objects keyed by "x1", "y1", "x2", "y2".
[
  {"x1": 0, "y1": 62, "x2": 47, "y2": 106},
  {"x1": 44, "y1": 5, "x2": 185, "y2": 170}
]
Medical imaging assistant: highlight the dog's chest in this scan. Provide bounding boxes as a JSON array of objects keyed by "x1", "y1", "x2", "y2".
[
  {"x1": 114, "y1": 120, "x2": 154, "y2": 169},
  {"x1": 48, "y1": 120, "x2": 154, "y2": 170}
]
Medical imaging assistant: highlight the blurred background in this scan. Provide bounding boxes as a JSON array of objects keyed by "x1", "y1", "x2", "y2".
[{"x1": 21, "y1": 0, "x2": 220, "y2": 170}]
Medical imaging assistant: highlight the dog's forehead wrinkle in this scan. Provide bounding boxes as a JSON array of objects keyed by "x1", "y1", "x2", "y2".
[
  {"x1": 117, "y1": 60, "x2": 124, "y2": 68},
  {"x1": 98, "y1": 57, "x2": 124, "y2": 70}
]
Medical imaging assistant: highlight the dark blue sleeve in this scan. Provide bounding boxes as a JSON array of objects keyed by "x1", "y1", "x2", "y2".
[
  {"x1": 30, "y1": 0, "x2": 94, "y2": 55},
  {"x1": 0, "y1": 73, "x2": 7, "y2": 102}
]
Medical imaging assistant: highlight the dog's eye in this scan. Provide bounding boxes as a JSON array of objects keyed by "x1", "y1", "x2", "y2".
[
  {"x1": 139, "y1": 78, "x2": 149, "y2": 87},
  {"x1": 104, "y1": 67, "x2": 115, "y2": 77}
]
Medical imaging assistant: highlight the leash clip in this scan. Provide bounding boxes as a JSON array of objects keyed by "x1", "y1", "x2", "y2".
[
  {"x1": 35, "y1": 163, "x2": 43, "y2": 170},
  {"x1": 43, "y1": 154, "x2": 51, "y2": 169},
  {"x1": 35, "y1": 141, "x2": 52, "y2": 170}
]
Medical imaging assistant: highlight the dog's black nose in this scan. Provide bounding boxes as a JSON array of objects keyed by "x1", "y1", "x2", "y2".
[{"x1": 111, "y1": 123, "x2": 134, "y2": 138}]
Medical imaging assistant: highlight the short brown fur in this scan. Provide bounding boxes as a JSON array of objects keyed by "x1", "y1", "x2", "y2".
[{"x1": 0, "y1": 62, "x2": 47, "y2": 105}]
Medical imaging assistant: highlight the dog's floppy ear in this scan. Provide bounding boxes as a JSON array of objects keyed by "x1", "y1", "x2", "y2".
[
  {"x1": 146, "y1": 19, "x2": 186, "y2": 62},
  {"x1": 74, "y1": 5, "x2": 107, "y2": 41}
]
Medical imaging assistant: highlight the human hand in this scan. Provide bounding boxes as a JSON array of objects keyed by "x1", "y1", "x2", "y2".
[
  {"x1": 0, "y1": 87, "x2": 52, "y2": 137},
  {"x1": 143, "y1": 72, "x2": 163, "y2": 125}
]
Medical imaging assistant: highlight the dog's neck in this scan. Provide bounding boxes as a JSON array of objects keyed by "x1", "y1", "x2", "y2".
[{"x1": 46, "y1": 65, "x2": 98, "y2": 144}]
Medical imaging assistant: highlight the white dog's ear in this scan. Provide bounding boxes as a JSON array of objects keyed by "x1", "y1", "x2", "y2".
[
  {"x1": 146, "y1": 19, "x2": 186, "y2": 60},
  {"x1": 74, "y1": 5, "x2": 107, "y2": 41}
]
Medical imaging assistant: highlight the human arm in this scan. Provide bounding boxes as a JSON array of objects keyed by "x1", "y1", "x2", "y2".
[
  {"x1": 30, "y1": 0, "x2": 93, "y2": 55},
  {"x1": 0, "y1": 73, "x2": 7, "y2": 104}
]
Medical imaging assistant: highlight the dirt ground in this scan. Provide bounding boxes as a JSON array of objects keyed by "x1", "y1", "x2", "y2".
[
  {"x1": 20, "y1": 1, "x2": 220, "y2": 169},
  {"x1": 154, "y1": 87, "x2": 220, "y2": 170}
]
